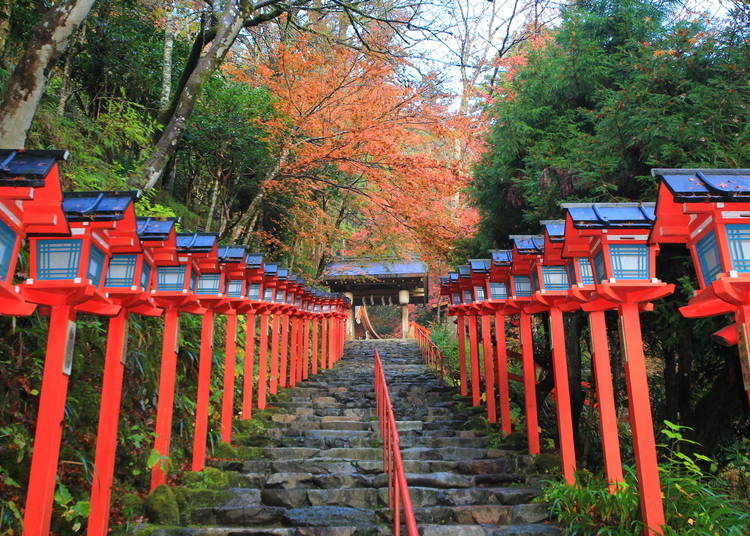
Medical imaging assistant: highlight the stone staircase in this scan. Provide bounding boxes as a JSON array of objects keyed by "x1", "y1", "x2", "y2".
[{"x1": 137, "y1": 339, "x2": 559, "y2": 536}]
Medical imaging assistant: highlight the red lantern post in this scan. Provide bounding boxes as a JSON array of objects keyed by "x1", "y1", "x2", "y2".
[
  {"x1": 241, "y1": 253, "x2": 265, "y2": 419},
  {"x1": 0, "y1": 150, "x2": 68, "y2": 316},
  {"x1": 525, "y1": 221, "x2": 582, "y2": 484},
  {"x1": 87, "y1": 215, "x2": 171, "y2": 536},
  {"x1": 255, "y1": 263, "x2": 280, "y2": 408},
  {"x1": 148, "y1": 232, "x2": 213, "y2": 489},
  {"x1": 504, "y1": 236, "x2": 547, "y2": 456},
  {"x1": 652, "y1": 168, "x2": 750, "y2": 406},
  {"x1": 467, "y1": 259, "x2": 497, "y2": 422},
  {"x1": 444, "y1": 272, "x2": 470, "y2": 397},
  {"x1": 22, "y1": 190, "x2": 138, "y2": 535},
  {"x1": 563, "y1": 215, "x2": 627, "y2": 491},
  {"x1": 455, "y1": 264, "x2": 482, "y2": 406},
  {"x1": 562, "y1": 202, "x2": 672, "y2": 536},
  {"x1": 486, "y1": 250, "x2": 516, "y2": 435},
  {"x1": 276, "y1": 268, "x2": 292, "y2": 389}
]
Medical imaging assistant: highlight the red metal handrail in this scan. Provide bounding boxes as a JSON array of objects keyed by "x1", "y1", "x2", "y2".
[
  {"x1": 373, "y1": 349, "x2": 419, "y2": 536},
  {"x1": 410, "y1": 321, "x2": 447, "y2": 379}
]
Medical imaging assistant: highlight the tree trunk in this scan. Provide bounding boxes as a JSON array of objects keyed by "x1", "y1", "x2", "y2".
[
  {"x1": 0, "y1": 0, "x2": 97, "y2": 148},
  {"x1": 0, "y1": 2, "x2": 12, "y2": 66},
  {"x1": 139, "y1": 0, "x2": 250, "y2": 192},
  {"x1": 143, "y1": 2, "x2": 285, "y2": 189},
  {"x1": 160, "y1": 1, "x2": 176, "y2": 112},
  {"x1": 206, "y1": 176, "x2": 220, "y2": 232},
  {"x1": 230, "y1": 146, "x2": 290, "y2": 240}
]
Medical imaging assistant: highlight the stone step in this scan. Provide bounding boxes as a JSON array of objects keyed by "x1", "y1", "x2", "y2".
[
  {"x1": 230, "y1": 456, "x2": 524, "y2": 477},
  {"x1": 406, "y1": 502, "x2": 548, "y2": 525},
  {"x1": 419, "y1": 525, "x2": 561, "y2": 536},
  {"x1": 126, "y1": 339, "x2": 555, "y2": 535}
]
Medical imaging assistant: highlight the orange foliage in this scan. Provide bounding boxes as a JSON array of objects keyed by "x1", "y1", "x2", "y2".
[{"x1": 224, "y1": 36, "x2": 477, "y2": 264}]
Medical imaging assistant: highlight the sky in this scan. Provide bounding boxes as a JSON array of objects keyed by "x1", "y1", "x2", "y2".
[{"x1": 407, "y1": 0, "x2": 730, "y2": 104}]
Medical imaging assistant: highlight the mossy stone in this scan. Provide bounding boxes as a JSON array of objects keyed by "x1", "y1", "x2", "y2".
[
  {"x1": 183, "y1": 466, "x2": 232, "y2": 489},
  {"x1": 185, "y1": 488, "x2": 233, "y2": 508},
  {"x1": 144, "y1": 484, "x2": 180, "y2": 524},
  {"x1": 120, "y1": 492, "x2": 145, "y2": 520}
]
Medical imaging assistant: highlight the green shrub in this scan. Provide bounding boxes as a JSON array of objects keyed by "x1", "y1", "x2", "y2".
[{"x1": 541, "y1": 422, "x2": 750, "y2": 535}]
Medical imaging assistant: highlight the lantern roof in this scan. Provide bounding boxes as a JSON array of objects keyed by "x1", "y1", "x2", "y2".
[
  {"x1": 510, "y1": 235, "x2": 544, "y2": 254},
  {"x1": 457, "y1": 264, "x2": 471, "y2": 278},
  {"x1": 449, "y1": 271, "x2": 459, "y2": 282},
  {"x1": 0, "y1": 149, "x2": 69, "y2": 187},
  {"x1": 277, "y1": 267, "x2": 289, "y2": 280},
  {"x1": 62, "y1": 191, "x2": 137, "y2": 222},
  {"x1": 264, "y1": 263, "x2": 278, "y2": 276},
  {"x1": 176, "y1": 232, "x2": 218, "y2": 252},
  {"x1": 469, "y1": 259, "x2": 491, "y2": 273},
  {"x1": 439, "y1": 275, "x2": 449, "y2": 285},
  {"x1": 246, "y1": 252, "x2": 264, "y2": 269},
  {"x1": 323, "y1": 258, "x2": 427, "y2": 278},
  {"x1": 541, "y1": 220, "x2": 565, "y2": 241},
  {"x1": 218, "y1": 245, "x2": 246, "y2": 262},
  {"x1": 561, "y1": 202, "x2": 655, "y2": 229},
  {"x1": 137, "y1": 217, "x2": 177, "y2": 241},
  {"x1": 490, "y1": 250, "x2": 513, "y2": 265},
  {"x1": 652, "y1": 168, "x2": 750, "y2": 202}
]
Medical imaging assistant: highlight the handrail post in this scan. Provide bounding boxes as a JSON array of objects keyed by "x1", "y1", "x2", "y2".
[{"x1": 373, "y1": 350, "x2": 419, "y2": 536}]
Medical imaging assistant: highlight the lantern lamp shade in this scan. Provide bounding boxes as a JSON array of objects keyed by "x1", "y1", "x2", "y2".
[
  {"x1": 226, "y1": 279, "x2": 244, "y2": 297},
  {"x1": 449, "y1": 271, "x2": 459, "y2": 283},
  {"x1": 462, "y1": 289, "x2": 473, "y2": 303},
  {"x1": 36, "y1": 239, "x2": 82, "y2": 280},
  {"x1": 577, "y1": 258, "x2": 594, "y2": 285},
  {"x1": 248, "y1": 283, "x2": 262, "y2": 300},
  {"x1": 490, "y1": 282, "x2": 507, "y2": 300},
  {"x1": 0, "y1": 219, "x2": 17, "y2": 281},
  {"x1": 196, "y1": 273, "x2": 221, "y2": 295},
  {"x1": 541, "y1": 265, "x2": 569, "y2": 290},
  {"x1": 105, "y1": 254, "x2": 137, "y2": 287},
  {"x1": 473, "y1": 285, "x2": 486, "y2": 301},
  {"x1": 263, "y1": 287, "x2": 275, "y2": 302},
  {"x1": 727, "y1": 225, "x2": 750, "y2": 272},
  {"x1": 141, "y1": 261, "x2": 152, "y2": 289},
  {"x1": 451, "y1": 292, "x2": 462, "y2": 305},
  {"x1": 513, "y1": 275, "x2": 532, "y2": 297},
  {"x1": 609, "y1": 244, "x2": 649, "y2": 279},
  {"x1": 157, "y1": 265, "x2": 186, "y2": 291},
  {"x1": 275, "y1": 289, "x2": 286, "y2": 303}
]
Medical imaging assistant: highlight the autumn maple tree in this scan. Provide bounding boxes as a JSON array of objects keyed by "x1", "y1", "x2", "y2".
[{"x1": 225, "y1": 35, "x2": 477, "y2": 268}]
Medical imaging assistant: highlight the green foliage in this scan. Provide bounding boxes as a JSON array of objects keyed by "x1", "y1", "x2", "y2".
[
  {"x1": 541, "y1": 422, "x2": 750, "y2": 535},
  {"x1": 474, "y1": 0, "x2": 750, "y2": 244},
  {"x1": 426, "y1": 322, "x2": 460, "y2": 386}
]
